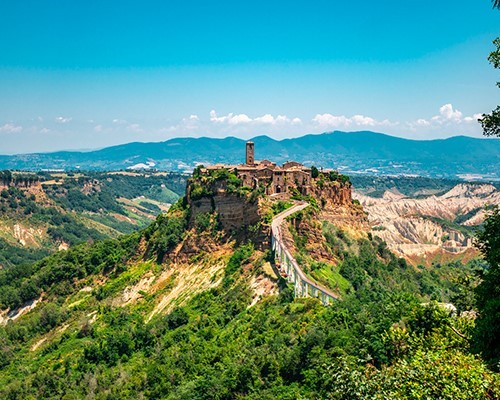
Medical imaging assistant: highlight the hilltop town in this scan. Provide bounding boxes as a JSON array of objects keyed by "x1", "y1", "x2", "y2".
[{"x1": 199, "y1": 141, "x2": 313, "y2": 196}]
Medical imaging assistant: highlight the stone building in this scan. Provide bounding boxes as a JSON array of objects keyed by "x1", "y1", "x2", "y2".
[{"x1": 204, "y1": 141, "x2": 312, "y2": 195}]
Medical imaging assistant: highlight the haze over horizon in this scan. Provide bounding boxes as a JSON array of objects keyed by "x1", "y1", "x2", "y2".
[
  {"x1": 2, "y1": 130, "x2": 500, "y2": 157},
  {"x1": 1, "y1": 0, "x2": 498, "y2": 153}
]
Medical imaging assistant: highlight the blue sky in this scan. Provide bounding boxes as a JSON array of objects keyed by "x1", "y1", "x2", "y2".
[{"x1": 0, "y1": 0, "x2": 498, "y2": 153}]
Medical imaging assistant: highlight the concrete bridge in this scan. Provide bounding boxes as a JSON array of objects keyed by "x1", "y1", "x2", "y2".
[{"x1": 271, "y1": 202, "x2": 339, "y2": 305}]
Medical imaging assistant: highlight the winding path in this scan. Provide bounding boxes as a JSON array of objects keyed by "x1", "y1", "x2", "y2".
[{"x1": 271, "y1": 202, "x2": 339, "y2": 305}]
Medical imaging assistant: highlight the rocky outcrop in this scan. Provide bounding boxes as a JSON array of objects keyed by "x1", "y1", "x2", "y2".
[
  {"x1": 353, "y1": 183, "x2": 500, "y2": 262},
  {"x1": 312, "y1": 181, "x2": 352, "y2": 206},
  {"x1": 185, "y1": 175, "x2": 266, "y2": 250},
  {"x1": 186, "y1": 171, "x2": 366, "y2": 252},
  {"x1": 12, "y1": 223, "x2": 45, "y2": 247},
  {"x1": 312, "y1": 181, "x2": 369, "y2": 235},
  {"x1": 189, "y1": 193, "x2": 260, "y2": 232}
]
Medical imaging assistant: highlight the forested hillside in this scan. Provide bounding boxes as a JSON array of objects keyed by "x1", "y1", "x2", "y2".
[
  {"x1": 0, "y1": 171, "x2": 186, "y2": 269},
  {"x1": 0, "y1": 183, "x2": 498, "y2": 399},
  {"x1": 1, "y1": 131, "x2": 499, "y2": 179}
]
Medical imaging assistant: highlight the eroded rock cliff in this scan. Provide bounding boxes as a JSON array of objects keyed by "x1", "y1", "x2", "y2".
[{"x1": 353, "y1": 183, "x2": 500, "y2": 264}]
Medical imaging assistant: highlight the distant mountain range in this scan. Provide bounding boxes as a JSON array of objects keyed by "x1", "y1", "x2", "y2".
[{"x1": 1, "y1": 131, "x2": 499, "y2": 179}]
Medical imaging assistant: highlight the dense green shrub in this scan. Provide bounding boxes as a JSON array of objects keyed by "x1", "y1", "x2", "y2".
[
  {"x1": 0, "y1": 174, "x2": 497, "y2": 398},
  {"x1": 145, "y1": 198, "x2": 190, "y2": 262},
  {"x1": 474, "y1": 206, "x2": 500, "y2": 369}
]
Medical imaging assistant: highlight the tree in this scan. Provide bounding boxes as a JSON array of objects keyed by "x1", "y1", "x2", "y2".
[
  {"x1": 310, "y1": 166, "x2": 319, "y2": 179},
  {"x1": 480, "y1": 2, "x2": 500, "y2": 136},
  {"x1": 474, "y1": 206, "x2": 500, "y2": 369},
  {"x1": 473, "y1": 0, "x2": 500, "y2": 370}
]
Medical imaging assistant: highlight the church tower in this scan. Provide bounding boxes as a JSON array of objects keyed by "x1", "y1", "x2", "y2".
[{"x1": 246, "y1": 141, "x2": 255, "y2": 165}]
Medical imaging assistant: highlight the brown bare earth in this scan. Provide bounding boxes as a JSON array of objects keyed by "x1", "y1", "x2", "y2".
[
  {"x1": 353, "y1": 183, "x2": 500, "y2": 265},
  {"x1": 146, "y1": 248, "x2": 231, "y2": 322}
]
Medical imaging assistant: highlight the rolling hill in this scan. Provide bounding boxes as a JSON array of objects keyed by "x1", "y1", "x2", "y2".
[
  {"x1": 0, "y1": 171, "x2": 186, "y2": 269},
  {"x1": 0, "y1": 169, "x2": 497, "y2": 398},
  {"x1": 1, "y1": 131, "x2": 499, "y2": 179}
]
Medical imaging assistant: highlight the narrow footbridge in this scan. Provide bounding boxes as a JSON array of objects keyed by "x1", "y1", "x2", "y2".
[{"x1": 271, "y1": 202, "x2": 338, "y2": 305}]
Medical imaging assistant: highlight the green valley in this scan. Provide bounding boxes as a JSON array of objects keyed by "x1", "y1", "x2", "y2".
[
  {"x1": 3, "y1": 1, "x2": 500, "y2": 398},
  {"x1": 0, "y1": 171, "x2": 187, "y2": 269},
  {"x1": 0, "y1": 167, "x2": 498, "y2": 399}
]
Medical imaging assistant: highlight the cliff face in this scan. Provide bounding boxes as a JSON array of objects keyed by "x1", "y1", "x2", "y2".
[
  {"x1": 0, "y1": 180, "x2": 42, "y2": 191},
  {"x1": 185, "y1": 176, "x2": 265, "y2": 248},
  {"x1": 310, "y1": 180, "x2": 369, "y2": 236},
  {"x1": 353, "y1": 183, "x2": 500, "y2": 264},
  {"x1": 311, "y1": 181, "x2": 352, "y2": 207},
  {"x1": 187, "y1": 177, "x2": 359, "y2": 233},
  {"x1": 185, "y1": 171, "x2": 369, "y2": 254},
  {"x1": 189, "y1": 193, "x2": 260, "y2": 232}
]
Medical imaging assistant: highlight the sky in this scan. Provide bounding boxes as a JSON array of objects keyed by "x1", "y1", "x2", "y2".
[{"x1": 0, "y1": 0, "x2": 498, "y2": 154}]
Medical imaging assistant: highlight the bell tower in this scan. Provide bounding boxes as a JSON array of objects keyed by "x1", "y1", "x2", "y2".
[{"x1": 246, "y1": 141, "x2": 255, "y2": 165}]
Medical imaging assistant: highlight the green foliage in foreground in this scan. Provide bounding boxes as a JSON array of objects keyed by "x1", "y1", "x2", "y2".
[
  {"x1": 0, "y1": 201, "x2": 498, "y2": 398},
  {"x1": 0, "y1": 275, "x2": 498, "y2": 399},
  {"x1": 0, "y1": 237, "x2": 50, "y2": 270},
  {"x1": 481, "y1": 37, "x2": 500, "y2": 137},
  {"x1": 474, "y1": 206, "x2": 500, "y2": 369}
]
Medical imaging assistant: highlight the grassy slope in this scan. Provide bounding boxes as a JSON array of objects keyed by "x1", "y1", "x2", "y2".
[
  {"x1": 0, "y1": 190, "x2": 497, "y2": 398},
  {"x1": 0, "y1": 172, "x2": 186, "y2": 268}
]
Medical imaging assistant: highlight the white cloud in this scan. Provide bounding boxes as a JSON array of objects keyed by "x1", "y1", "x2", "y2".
[
  {"x1": 254, "y1": 114, "x2": 276, "y2": 124},
  {"x1": 94, "y1": 125, "x2": 103, "y2": 132},
  {"x1": 312, "y1": 113, "x2": 393, "y2": 128},
  {"x1": 210, "y1": 110, "x2": 252, "y2": 125},
  {"x1": 231, "y1": 114, "x2": 253, "y2": 124},
  {"x1": 0, "y1": 123, "x2": 23, "y2": 133},
  {"x1": 463, "y1": 113, "x2": 483, "y2": 122},
  {"x1": 209, "y1": 110, "x2": 218, "y2": 122},
  {"x1": 39, "y1": 128, "x2": 50, "y2": 134},
  {"x1": 351, "y1": 115, "x2": 376, "y2": 126},
  {"x1": 439, "y1": 103, "x2": 463, "y2": 120},
  {"x1": 275, "y1": 115, "x2": 290, "y2": 124},
  {"x1": 254, "y1": 114, "x2": 292, "y2": 124},
  {"x1": 209, "y1": 110, "x2": 300, "y2": 126},
  {"x1": 415, "y1": 118, "x2": 430, "y2": 126},
  {"x1": 55, "y1": 116, "x2": 72, "y2": 124},
  {"x1": 411, "y1": 104, "x2": 481, "y2": 129},
  {"x1": 312, "y1": 114, "x2": 349, "y2": 127},
  {"x1": 313, "y1": 104, "x2": 481, "y2": 135}
]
